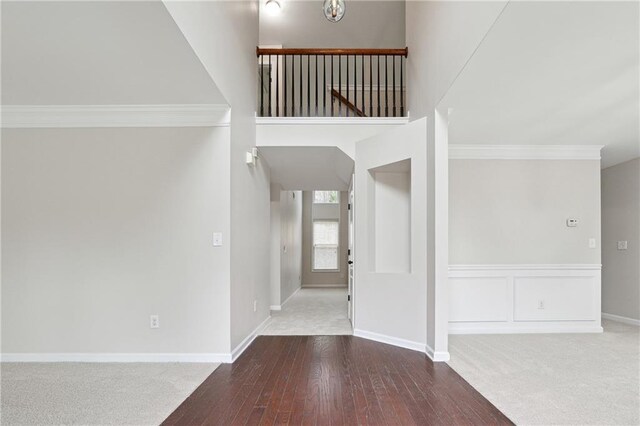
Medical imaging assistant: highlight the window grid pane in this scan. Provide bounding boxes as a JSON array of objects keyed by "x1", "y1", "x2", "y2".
[
  {"x1": 313, "y1": 220, "x2": 339, "y2": 270},
  {"x1": 313, "y1": 190, "x2": 339, "y2": 204},
  {"x1": 314, "y1": 247, "x2": 338, "y2": 270}
]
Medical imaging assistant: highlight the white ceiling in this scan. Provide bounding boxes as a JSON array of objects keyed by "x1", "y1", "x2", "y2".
[
  {"x1": 1, "y1": 1, "x2": 225, "y2": 106},
  {"x1": 441, "y1": 1, "x2": 639, "y2": 168},
  {"x1": 259, "y1": 146, "x2": 354, "y2": 190}
]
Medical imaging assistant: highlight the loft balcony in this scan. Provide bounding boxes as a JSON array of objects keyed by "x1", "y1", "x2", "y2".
[{"x1": 257, "y1": 47, "x2": 408, "y2": 119}]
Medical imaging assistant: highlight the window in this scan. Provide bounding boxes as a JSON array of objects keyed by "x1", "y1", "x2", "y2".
[
  {"x1": 313, "y1": 190, "x2": 339, "y2": 204},
  {"x1": 313, "y1": 220, "x2": 339, "y2": 270}
]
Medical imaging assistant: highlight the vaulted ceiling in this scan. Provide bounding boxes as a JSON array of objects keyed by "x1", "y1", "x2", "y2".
[
  {"x1": 1, "y1": 1, "x2": 226, "y2": 106},
  {"x1": 441, "y1": 1, "x2": 639, "y2": 168}
]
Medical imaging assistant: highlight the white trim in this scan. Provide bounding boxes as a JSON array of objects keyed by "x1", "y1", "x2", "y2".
[
  {"x1": 256, "y1": 117, "x2": 409, "y2": 126},
  {"x1": 1, "y1": 104, "x2": 231, "y2": 128},
  {"x1": 353, "y1": 329, "x2": 426, "y2": 353},
  {"x1": 602, "y1": 312, "x2": 640, "y2": 326},
  {"x1": 230, "y1": 315, "x2": 272, "y2": 362},
  {"x1": 449, "y1": 264, "x2": 602, "y2": 271},
  {"x1": 281, "y1": 286, "x2": 301, "y2": 308},
  {"x1": 0, "y1": 352, "x2": 231, "y2": 363},
  {"x1": 270, "y1": 286, "x2": 301, "y2": 312},
  {"x1": 449, "y1": 324, "x2": 604, "y2": 334},
  {"x1": 449, "y1": 145, "x2": 603, "y2": 161},
  {"x1": 425, "y1": 343, "x2": 450, "y2": 362},
  {"x1": 449, "y1": 264, "x2": 602, "y2": 335}
]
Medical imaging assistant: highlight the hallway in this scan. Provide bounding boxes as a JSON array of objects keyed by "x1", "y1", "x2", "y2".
[{"x1": 261, "y1": 288, "x2": 352, "y2": 335}]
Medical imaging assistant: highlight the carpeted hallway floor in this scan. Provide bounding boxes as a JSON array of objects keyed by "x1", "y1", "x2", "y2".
[
  {"x1": 261, "y1": 287, "x2": 353, "y2": 335},
  {"x1": 448, "y1": 319, "x2": 640, "y2": 425},
  {"x1": 0, "y1": 362, "x2": 218, "y2": 425}
]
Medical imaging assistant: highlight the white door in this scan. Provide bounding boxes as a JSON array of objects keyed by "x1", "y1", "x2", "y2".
[
  {"x1": 347, "y1": 175, "x2": 355, "y2": 324},
  {"x1": 353, "y1": 118, "x2": 428, "y2": 344}
]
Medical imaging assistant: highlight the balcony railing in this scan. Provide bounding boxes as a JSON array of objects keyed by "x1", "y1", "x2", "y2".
[{"x1": 257, "y1": 47, "x2": 408, "y2": 118}]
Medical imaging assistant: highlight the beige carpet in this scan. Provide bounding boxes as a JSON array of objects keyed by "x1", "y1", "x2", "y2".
[
  {"x1": 0, "y1": 362, "x2": 217, "y2": 425},
  {"x1": 448, "y1": 319, "x2": 640, "y2": 425},
  {"x1": 261, "y1": 287, "x2": 353, "y2": 335}
]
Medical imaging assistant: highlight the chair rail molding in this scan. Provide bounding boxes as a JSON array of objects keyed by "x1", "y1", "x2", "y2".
[
  {"x1": 1, "y1": 104, "x2": 230, "y2": 128},
  {"x1": 449, "y1": 264, "x2": 603, "y2": 334}
]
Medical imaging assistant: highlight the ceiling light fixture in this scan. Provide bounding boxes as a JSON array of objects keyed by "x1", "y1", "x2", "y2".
[
  {"x1": 264, "y1": 0, "x2": 281, "y2": 16},
  {"x1": 323, "y1": 0, "x2": 345, "y2": 23}
]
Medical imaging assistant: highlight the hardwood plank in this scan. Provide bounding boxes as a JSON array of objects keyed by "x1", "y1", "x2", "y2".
[{"x1": 162, "y1": 336, "x2": 513, "y2": 426}]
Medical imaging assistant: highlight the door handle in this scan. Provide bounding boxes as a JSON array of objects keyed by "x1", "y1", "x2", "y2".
[{"x1": 348, "y1": 260, "x2": 353, "y2": 265}]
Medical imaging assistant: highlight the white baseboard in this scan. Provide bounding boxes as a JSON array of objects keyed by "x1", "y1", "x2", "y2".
[
  {"x1": 230, "y1": 315, "x2": 271, "y2": 362},
  {"x1": 602, "y1": 312, "x2": 640, "y2": 326},
  {"x1": 353, "y1": 329, "x2": 426, "y2": 353},
  {"x1": 0, "y1": 352, "x2": 231, "y2": 363},
  {"x1": 449, "y1": 324, "x2": 603, "y2": 334},
  {"x1": 425, "y1": 343, "x2": 450, "y2": 362},
  {"x1": 301, "y1": 284, "x2": 347, "y2": 288},
  {"x1": 270, "y1": 305, "x2": 282, "y2": 311}
]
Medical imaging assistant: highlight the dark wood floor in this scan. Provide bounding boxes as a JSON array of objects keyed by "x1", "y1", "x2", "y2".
[{"x1": 163, "y1": 336, "x2": 512, "y2": 425}]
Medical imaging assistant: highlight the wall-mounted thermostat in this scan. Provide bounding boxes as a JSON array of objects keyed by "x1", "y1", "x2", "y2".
[{"x1": 566, "y1": 218, "x2": 579, "y2": 227}]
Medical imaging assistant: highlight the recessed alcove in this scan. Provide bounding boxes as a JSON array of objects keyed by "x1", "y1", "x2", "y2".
[{"x1": 367, "y1": 158, "x2": 411, "y2": 273}]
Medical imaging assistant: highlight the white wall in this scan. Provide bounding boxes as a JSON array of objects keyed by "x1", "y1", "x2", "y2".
[
  {"x1": 276, "y1": 190, "x2": 303, "y2": 306},
  {"x1": 259, "y1": 1, "x2": 405, "y2": 48},
  {"x1": 301, "y1": 191, "x2": 348, "y2": 287},
  {"x1": 1, "y1": 1, "x2": 224, "y2": 105},
  {"x1": 354, "y1": 119, "x2": 428, "y2": 353},
  {"x1": 448, "y1": 158, "x2": 603, "y2": 334},
  {"x1": 270, "y1": 189, "x2": 302, "y2": 309},
  {"x1": 1, "y1": 127, "x2": 231, "y2": 356},
  {"x1": 602, "y1": 158, "x2": 640, "y2": 322},
  {"x1": 164, "y1": 1, "x2": 272, "y2": 350},
  {"x1": 257, "y1": 121, "x2": 405, "y2": 161},
  {"x1": 449, "y1": 160, "x2": 602, "y2": 264}
]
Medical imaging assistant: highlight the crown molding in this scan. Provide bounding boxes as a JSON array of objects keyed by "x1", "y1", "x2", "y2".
[
  {"x1": 0, "y1": 104, "x2": 230, "y2": 129},
  {"x1": 449, "y1": 144, "x2": 603, "y2": 160}
]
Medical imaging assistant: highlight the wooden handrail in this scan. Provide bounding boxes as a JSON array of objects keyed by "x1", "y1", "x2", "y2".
[
  {"x1": 331, "y1": 89, "x2": 366, "y2": 117},
  {"x1": 257, "y1": 47, "x2": 408, "y2": 58}
]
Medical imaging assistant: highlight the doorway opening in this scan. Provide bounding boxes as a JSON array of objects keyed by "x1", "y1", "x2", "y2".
[{"x1": 259, "y1": 147, "x2": 354, "y2": 336}]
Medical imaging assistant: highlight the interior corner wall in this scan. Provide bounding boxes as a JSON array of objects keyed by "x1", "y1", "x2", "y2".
[
  {"x1": 301, "y1": 191, "x2": 349, "y2": 287},
  {"x1": 601, "y1": 158, "x2": 640, "y2": 321},
  {"x1": 405, "y1": 1, "x2": 507, "y2": 357},
  {"x1": 270, "y1": 198, "x2": 282, "y2": 308},
  {"x1": 405, "y1": 1, "x2": 508, "y2": 119},
  {"x1": 1, "y1": 127, "x2": 231, "y2": 355},
  {"x1": 278, "y1": 191, "x2": 303, "y2": 304},
  {"x1": 164, "y1": 1, "x2": 272, "y2": 350}
]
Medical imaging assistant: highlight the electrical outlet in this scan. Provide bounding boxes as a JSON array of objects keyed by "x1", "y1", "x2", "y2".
[
  {"x1": 150, "y1": 315, "x2": 160, "y2": 329},
  {"x1": 617, "y1": 240, "x2": 628, "y2": 250},
  {"x1": 537, "y1": 300, "x2": 545, "y2": 310},
  {"x1": 253, "y1": 300, "x2": 257, "y2": 312}
]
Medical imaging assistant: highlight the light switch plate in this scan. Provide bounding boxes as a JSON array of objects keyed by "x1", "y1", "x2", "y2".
[
  {"x1": 588, "y1": 238, "x2": 597, "y2": 249},
  {"x1": 617, "y1": 240, "x2": 628, "y2": 250},
  {"x1": 213, "y1": 232, "x2": 223, "y2": 247}
]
